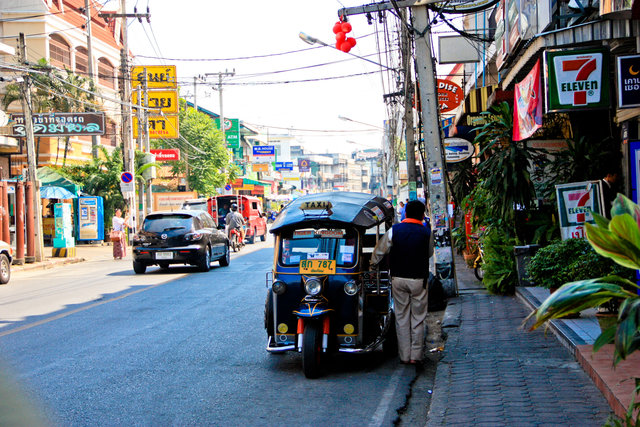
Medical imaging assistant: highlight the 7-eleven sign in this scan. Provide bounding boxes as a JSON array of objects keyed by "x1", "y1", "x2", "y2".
[
  {"x1": 555, "y1": 181, "x2": 605, "y2": 240},
  {"x1": 545, "y1": 48, "x2": 610, "y2": 112}
]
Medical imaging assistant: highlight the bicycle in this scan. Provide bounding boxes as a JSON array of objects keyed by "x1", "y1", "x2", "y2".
[{"x1": 473, "y1": 241, "x2": 485, "y2": 281}]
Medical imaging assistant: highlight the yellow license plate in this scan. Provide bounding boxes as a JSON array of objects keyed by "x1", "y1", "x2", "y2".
[{"x1": 300, "y1": 260, "x2": 336, "y2": 275}]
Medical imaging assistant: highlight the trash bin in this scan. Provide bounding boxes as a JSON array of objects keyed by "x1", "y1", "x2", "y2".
[{"x1": 513, "y1": 245, "x2": 540, "y2": 287}]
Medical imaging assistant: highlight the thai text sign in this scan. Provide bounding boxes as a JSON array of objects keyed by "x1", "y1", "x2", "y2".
[
  {"x1": 437, "y1": 79, "x2": 463, "y2": 112},
  {"x1": 11, "y1": 112, "x2": 105, "y2": 137},
  {"x1": 133, "y1": 115, "x2": 179, "y2": 139},
  {"x1": 617, "y1": 54, "x2": 640, "y2": 108},
  {"x1": 133, "y1": 90, "x2": 178, "y2": 113},
  {"x1": 252, "y1": 163, "x2": 269, "y2": 172},
  {"x1": 150, "y1": 149, "x2": 180, "y2": 161},
  {"x1": 131, "y1": 65, "x2": 177, "y2": 89},
  {"x1": 555, "y1": 181, "x2": 604, "y2": 240},
  {"x1": 545, "y1": 48, "x2": 610, "y2": 112},
  {"x1": 214, "y1": 118, "x2": 240, "y2": 148}
]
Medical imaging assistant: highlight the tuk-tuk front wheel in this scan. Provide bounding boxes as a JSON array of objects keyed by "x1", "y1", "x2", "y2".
[{"x1": 302, "y1": 321, "x2": 323, "y2": 379}]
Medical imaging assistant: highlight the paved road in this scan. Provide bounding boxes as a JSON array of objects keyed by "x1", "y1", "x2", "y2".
[{"x1": 0, "y1": 242, "x2": 416, "y2": 426}]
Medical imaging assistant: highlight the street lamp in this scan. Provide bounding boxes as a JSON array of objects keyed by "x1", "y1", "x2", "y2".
[
  {"x1": 339, "y1": 115, "x2": 384, "y2": 130},
  {"x1": 298, "y1": 32, "x2": 398, "y2": 73}
]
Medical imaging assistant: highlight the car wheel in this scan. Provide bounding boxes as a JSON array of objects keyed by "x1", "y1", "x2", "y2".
[
  {"x1": 159, "y1": 262, "x2": 170, "y2": 270},
  {"x1": 133, "y1": 260, "x2": 147, "y2": 274},
  {"x1": 219, "y1": 244, "x2": 230, "y2": 267},
  {"x1": 0, "y1": 254, "x2": 10, "y2": 284},
  {"x1": 248, "y1": 228, "x2": 256, "y2": 244},
  {"x1": 198, "y1": 246, "x2": 211, "y2": 272}
]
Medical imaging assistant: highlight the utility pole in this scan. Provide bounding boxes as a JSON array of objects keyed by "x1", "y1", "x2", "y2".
[
  {"x1": 399, "y1": 9, "x2": 417, "y2": 201},
  {"x1": 411, "y1": 6, "x2": 456, "y2": 292},
  {"x1": 142, "y1": 68, "x2": 152, "y2": 216},
  {"x1": 205, "y1": 70, "x2": 235, "y2": 143},
  {"x1": 339, "y1": 2, "x2": 457, "y2": 294},
  {"x1": 193, "y1": 76, "x2": 198, "y2": 110},
  {"x1": 17, "y1": 33, "x2": 44, "y2": 262},
  {"x1": 119, "y1": 0, "x2": 137, "y2": 235},
  {"x1": 84, "y1": 0, "x2": 99, "y2": 159}
]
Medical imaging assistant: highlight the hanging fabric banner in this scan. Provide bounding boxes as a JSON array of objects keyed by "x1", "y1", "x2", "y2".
[{"x1": 513, "y1": 59, "x2": 543, "y2": 141}]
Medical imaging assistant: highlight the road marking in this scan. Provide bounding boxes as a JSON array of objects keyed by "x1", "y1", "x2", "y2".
[
  {"x1": 0, "y1": 282, "x2": 165, "y2": 338},
  {"x1": 368, "y1": 364, "x2": 405, "y2": 426}
]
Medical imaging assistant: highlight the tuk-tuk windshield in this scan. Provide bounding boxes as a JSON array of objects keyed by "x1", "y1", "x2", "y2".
[{"x1": 280, "y1": 228, "x2": 358, "y2": 267}]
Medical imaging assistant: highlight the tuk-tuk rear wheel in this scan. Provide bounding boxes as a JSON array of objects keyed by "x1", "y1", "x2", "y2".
[{"x1": 302, "y1": 321, "x2": 323, "y2": 379}]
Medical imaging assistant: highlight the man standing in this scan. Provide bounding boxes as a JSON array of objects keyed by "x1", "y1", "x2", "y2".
[
  {"x1": 370, "y1": 200, "x2": 433, "y2": 365},
  {"x1": 600, "y1": 168, "x2": 620, "y2": 219}
]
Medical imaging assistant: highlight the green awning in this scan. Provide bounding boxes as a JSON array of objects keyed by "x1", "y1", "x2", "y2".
[
  {"x1": 37, "y1": 166, "x2": 81, "y2": 194},
  {"x1": 243, "y1": 178, "x2": 271, "y2": 187}
]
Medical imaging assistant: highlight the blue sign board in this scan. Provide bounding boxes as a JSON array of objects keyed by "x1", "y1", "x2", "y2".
[
  {"x1": 275, "y1": 162, "x2": 293, "y2": 171},
  {"x1": 253, "y1": 145, "x2": 275, "y2": 156}
]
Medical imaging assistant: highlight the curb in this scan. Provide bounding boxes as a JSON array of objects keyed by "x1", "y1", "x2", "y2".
[{"x1": 12, "y1": 257, "x2": 86, "y2": 273}]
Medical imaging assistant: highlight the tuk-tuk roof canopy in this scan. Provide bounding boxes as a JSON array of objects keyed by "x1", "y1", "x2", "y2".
[{"x1": 269, "y1": 191, "x2": 395, "y2": 234}]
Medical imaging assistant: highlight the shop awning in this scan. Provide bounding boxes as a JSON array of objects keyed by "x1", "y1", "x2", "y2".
[
  {"x1": 242, "y1": 178, "x2": 271, "y2": 187},
  {"x1": 502, "y1": 19, "x2": 639, "y2": 90},
  {"x1": 37, "y1": 167, "x2": 80, "y2": 195}
]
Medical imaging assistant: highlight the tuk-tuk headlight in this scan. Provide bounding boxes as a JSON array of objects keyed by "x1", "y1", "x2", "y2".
[
  {"x1": 304, "y1": 278, "x2": 322, "y2": 296},
  {"x1": 344, "y1": 280, "x2": 358, "y2": 296},
  {"x1": 272, "y1": 280, "x2": 287, "y2": 295}
]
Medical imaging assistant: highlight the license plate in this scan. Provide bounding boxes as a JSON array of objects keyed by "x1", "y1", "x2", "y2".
[
  {"x1": 155, "y1": 252, "x2": 173, "y2": 260},
  {"x1": 300, "y1": 260, "x2": 336, "y2": 275}
]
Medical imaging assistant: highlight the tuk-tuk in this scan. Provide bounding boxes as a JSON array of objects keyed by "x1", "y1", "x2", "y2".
[{"x1": 265, "y1": 192, "x2": 397, "y2": 378}]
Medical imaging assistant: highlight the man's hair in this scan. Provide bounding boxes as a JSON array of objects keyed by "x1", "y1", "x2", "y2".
[{"x1": 405, "y1": 200, "x2": 425, "y2": 220}]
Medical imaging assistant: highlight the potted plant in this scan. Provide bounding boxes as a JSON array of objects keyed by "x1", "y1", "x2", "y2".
[{"x1": 528, "y1": 238, "x2": 633, "y2": 294}]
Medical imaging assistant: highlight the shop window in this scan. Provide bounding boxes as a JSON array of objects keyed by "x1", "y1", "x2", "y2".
[
  {"x1": 49, "y1": 34, "x2": 71, "y2": 69},
  {"x1": 98, "y1": 57, "x2": 115, "y2": 89},
  {"x1": 75, "y1": 46, "x2": 88, "y2": 75}
]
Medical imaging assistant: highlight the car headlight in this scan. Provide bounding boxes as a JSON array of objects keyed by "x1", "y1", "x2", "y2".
[
  {"x1": 133, "y1": 234, "x2": 146, "y2": 243},
  {"x1": 272, "y1": 280, "x2": 287, "y2": 295},
  {"x1": 304, "y1": 278, "x2": 322, "y2": 296},
  {"x1": 344, "y1": 280, "x2": 358, "y2": 296}
]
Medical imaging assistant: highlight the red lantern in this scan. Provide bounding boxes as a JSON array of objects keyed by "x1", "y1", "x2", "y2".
[
  {"x1": 333, "y1": 22, "x2": 343, "y2": 34},
  {"x1": 346, "y1": 37, "x2": 356, "y2": 48},
  {"x1": 336, "y1": 32, "x2": 346, "y2": 43},
  {"x1": 339, "y1": 42, "x2": 351, "y2": 52},
  {"x1": 341, "y1": 22, "x2": 352, "y2": 33},
  {"x1": 335, "y1": 42, "x2": 341, "y2": 49}
]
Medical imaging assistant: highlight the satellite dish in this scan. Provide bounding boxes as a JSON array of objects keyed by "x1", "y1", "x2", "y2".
[{"x1": 0, "y1": 110, "x2": 8, "y2": 127}]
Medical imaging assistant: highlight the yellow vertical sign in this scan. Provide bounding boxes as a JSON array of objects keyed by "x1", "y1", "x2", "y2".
[
  {"x1": 133, "y1": 115, "x2": 179, "y2": 139},
  {"x1": 132, "y1": 90, "x2": 178, "y2": 114},
  {"x1": 131, "y1": 65, "x2": 177, "y2": 89}
]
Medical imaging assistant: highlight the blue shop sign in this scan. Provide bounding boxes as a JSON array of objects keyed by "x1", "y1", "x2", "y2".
[
  {"x1": 275, "y1": 162, "x2": 293, "y2": 171},
  {"x1": 253, "y1": 145, "x2": 275, "y2": 156}
]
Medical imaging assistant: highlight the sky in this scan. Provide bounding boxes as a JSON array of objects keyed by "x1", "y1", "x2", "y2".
[{"x1": 123, "y1": 0, "x2": 397, "y2": 154}]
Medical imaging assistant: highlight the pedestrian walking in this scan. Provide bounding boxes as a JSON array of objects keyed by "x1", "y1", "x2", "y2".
[
  {"x1": 370, "y1": 200, "x2": 433, "y2": 364},
  {"x1": 111, "y1": 208, "x2": 129, "y2": 260}
]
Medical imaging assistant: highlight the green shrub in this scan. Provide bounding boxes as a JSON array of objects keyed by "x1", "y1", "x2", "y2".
[
  {"x1": 482, "y1": 227, "x2": 518, "y2": 295},
  {"x1": 528, "y1": 238, "x2": 633, "y2": 289}
]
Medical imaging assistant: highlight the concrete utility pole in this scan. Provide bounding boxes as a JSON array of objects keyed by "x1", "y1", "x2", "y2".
[
  {"x1": 411, "y1": 6, "x2": 456, "y2": 292},
  {"x1": 399, "y1": 9, "x2": 418, "y2": 201},
  {"x1": 338, "y1": 2, "x2": 457, "y2": 294},
  {"x1": 205, "y1": 70, "x2": 235, "y2": 143},
  {"x1": 17, "y1": 33, "x2": 44, "y2": 262},
  {"x1": 84, "y1": 0, "x2": 99, "y2": 159}
]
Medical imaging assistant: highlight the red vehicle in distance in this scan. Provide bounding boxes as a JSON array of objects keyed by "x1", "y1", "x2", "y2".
[{"x1": 210, "y1": 195, "x2": 268, "y2": 244}]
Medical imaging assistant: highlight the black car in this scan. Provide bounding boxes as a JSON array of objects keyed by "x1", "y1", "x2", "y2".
[{"x1": 132, "y1": 210, "x2": 230, "y2": 274}]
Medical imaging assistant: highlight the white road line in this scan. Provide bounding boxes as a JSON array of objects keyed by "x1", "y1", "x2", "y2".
[{"x1": 369, "y1": 364, "x2": 406, "y2": 426}]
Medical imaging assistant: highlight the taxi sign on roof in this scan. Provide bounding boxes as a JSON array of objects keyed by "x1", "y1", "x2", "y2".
[{"x1": 300, "y1": 201, "x2": 332, "y2": 210}]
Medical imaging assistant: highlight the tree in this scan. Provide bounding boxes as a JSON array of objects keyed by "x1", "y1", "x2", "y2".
[
  {"x1": 151, "y1": 100, "x2": 236, "y2": 195},
  {"x1": 58, "y1": 146, "x2": 124, "y2": 230}
]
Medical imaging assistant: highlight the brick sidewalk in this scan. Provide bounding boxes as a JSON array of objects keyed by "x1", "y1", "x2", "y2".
[{"x1": 427, "y1": 294, "x2": 612, "y2": 426}]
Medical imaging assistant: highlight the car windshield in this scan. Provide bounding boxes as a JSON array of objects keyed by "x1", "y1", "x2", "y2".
[
  {"x1": 143, "y1": 214, "x2": 193, "y2": 232},
  {"x1": 181, "y1": 201, "x2": 207, "y2": 211},
  {"x1": 280, "y1": 228, "x2": 357, "y2": 267}
]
